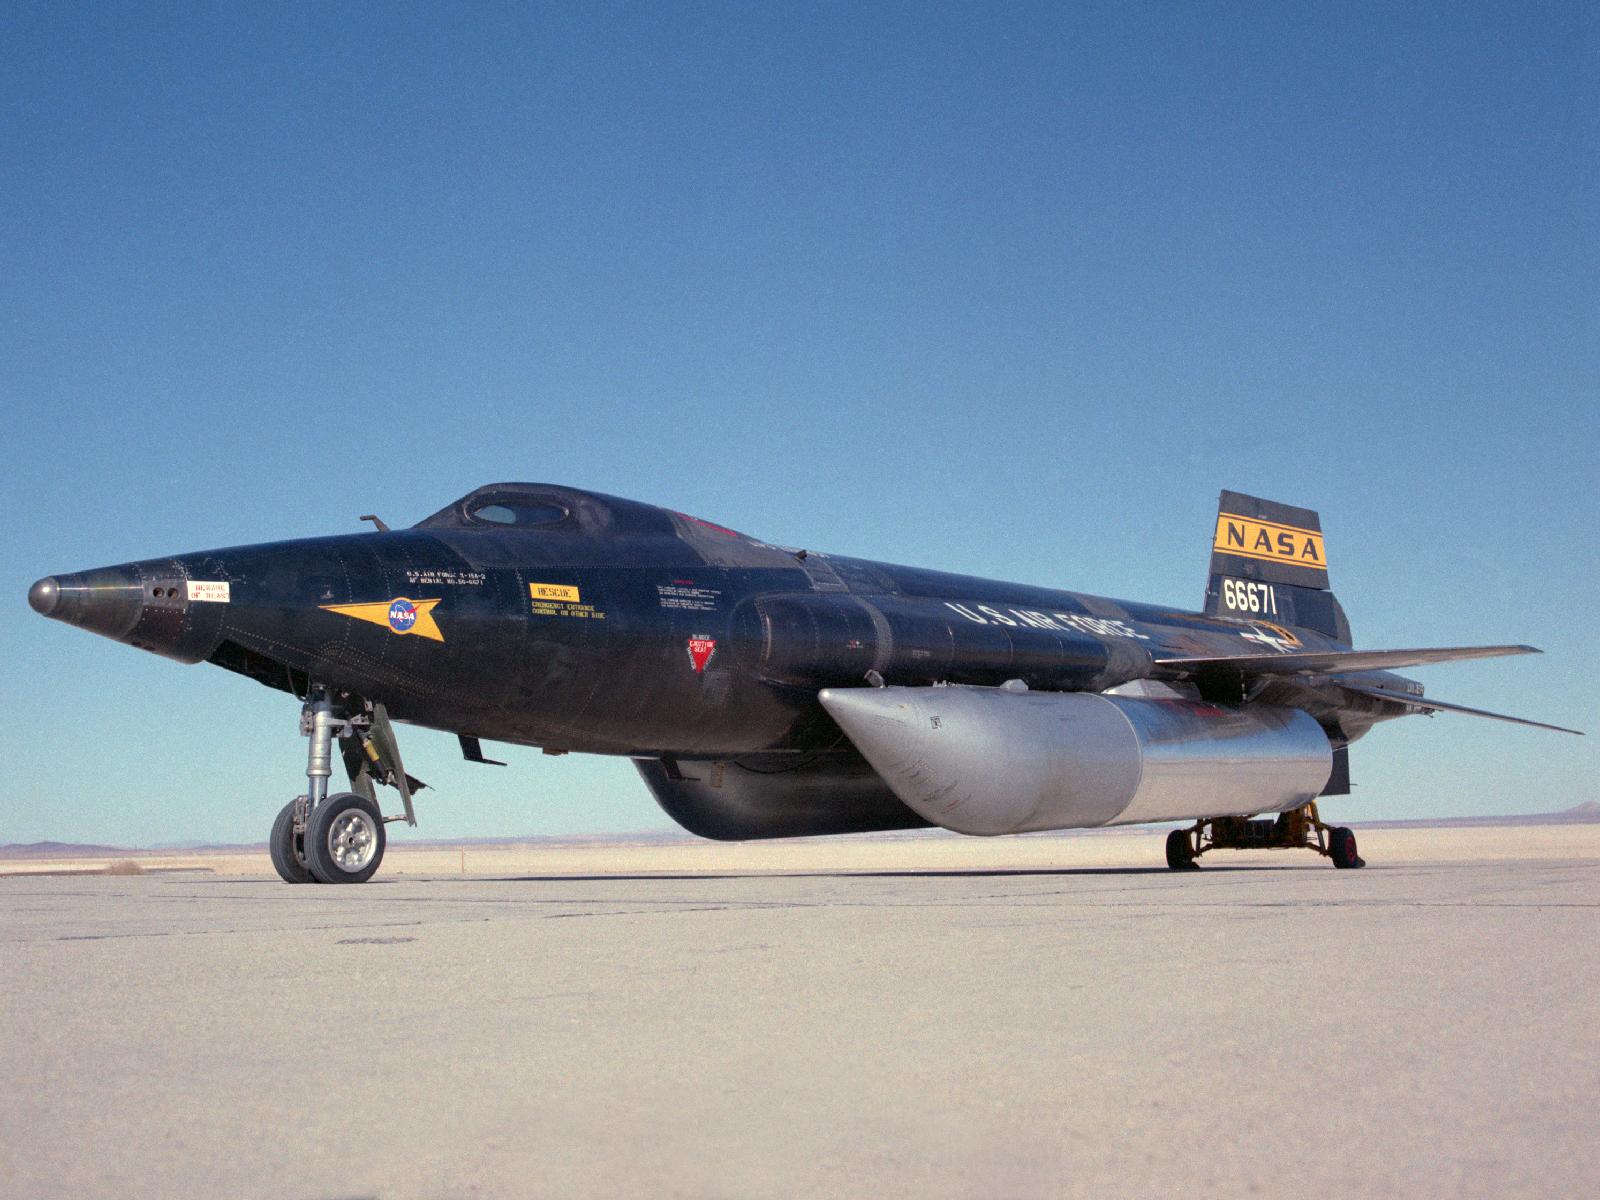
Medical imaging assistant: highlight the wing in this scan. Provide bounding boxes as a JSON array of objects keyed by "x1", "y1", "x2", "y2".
[
  {"x1": 1331, "y1": 680, "x2": 1583, "y2": 735},
  {"x1": 1153, "y1": 643, "x2": 1582, "y2": 735},
  {"x1": 1154, "y1": 644, "x2": 1541, "y2": 675}
]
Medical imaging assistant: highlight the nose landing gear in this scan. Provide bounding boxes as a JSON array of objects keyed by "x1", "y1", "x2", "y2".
[
  {"x1": 303, "y1": 792, "x2": 387, "y2": 884},
  {"x1": 1165, "y1": 802, "x2": 1366, "y2": 870},
  {"x1": 268, "y1": 687, "x2": 423, "y2": 884}
]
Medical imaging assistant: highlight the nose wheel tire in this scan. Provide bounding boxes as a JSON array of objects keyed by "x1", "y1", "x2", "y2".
[
  {"x1": 1329, "y1": 825, "x2": 1365, "y2": 869},
  {"x1": 304, "y1": 792, "x2": 387, "y2": 884},
  {"x1": 269, "y1": 801, "x2": 313, "y2": 884},
  {"x1": 1165, "y1": 828, "x2": 1199, "y2": 870}
]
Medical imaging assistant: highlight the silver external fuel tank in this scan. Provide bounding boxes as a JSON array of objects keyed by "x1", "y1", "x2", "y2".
[{"x1": 819, "y1": 685, "x2": 1333, "y2": 836}]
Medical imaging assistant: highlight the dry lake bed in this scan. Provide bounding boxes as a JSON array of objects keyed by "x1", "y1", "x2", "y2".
[{"x1": 3, "y1": 825, "x2": 1597, "y2": 1198}]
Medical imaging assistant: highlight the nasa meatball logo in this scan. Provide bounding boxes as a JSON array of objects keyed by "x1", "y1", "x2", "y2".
[{"x1": 387, "y1": 598, "x2": 420, "y2": 634}]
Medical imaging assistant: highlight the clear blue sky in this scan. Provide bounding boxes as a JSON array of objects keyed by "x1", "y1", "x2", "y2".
[{"x1": 2, "y1": 2, "x2": 1595, "y2": 845}]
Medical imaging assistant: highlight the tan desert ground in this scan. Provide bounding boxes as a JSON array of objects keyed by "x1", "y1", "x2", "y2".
[
  {"x1": 5, "y1": 819, "x2": 1598, "y2": 878},
  {"x1": 3, "y1": 822, "x2": 1597, "y2": 1198}
]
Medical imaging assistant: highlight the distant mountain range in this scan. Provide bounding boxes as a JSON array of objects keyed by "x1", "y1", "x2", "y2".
[
  {"x1": 1347, "y1": 799, "x2": 1600, "y2": 830},
  {"x1": 3, "y1": 802, "x2": 1597, "y2": 859},
  {"x1": 0, "y1": 840, "x2": 136, "y2": 859},
  {"x1": 0, "y1": 830, "x2": 701, "y2": 858}
]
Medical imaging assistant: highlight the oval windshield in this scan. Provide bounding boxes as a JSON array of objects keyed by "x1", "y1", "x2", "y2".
[{"x1": 468, "y1": 498, "x2": 569, "y2": 527}]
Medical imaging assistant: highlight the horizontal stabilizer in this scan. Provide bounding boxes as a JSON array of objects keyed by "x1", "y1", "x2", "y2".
[
  {"x1": 1334, "y1": 680, "x2": 1583, "y2": 735},
  {"x1": 1155, "y1": 645, "x2": 1541, "y2": 677}
]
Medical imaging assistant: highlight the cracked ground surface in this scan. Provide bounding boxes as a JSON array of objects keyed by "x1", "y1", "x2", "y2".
[{"x1": 3, "y1": 855, "x2": 1597, "y2": 1198}]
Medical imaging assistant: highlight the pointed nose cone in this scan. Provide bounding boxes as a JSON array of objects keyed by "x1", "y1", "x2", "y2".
[
  {"x1": 28, "y1": 558, "x2": 226, "y2": 663},
  {"x1": 28, "y1": 576, "x2": 61, "y2": 617},
  {"x1": 29, "y1": 566, "x2": 146, "y2": 640}
]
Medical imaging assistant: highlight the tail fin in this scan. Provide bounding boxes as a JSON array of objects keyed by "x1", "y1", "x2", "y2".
[{"x1": 1203, "y1": 489, "x2": 1351, "y2": 644}]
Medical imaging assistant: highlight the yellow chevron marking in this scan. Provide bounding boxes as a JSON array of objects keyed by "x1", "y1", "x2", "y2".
[{"x1": 320, "y1": 597, "x2": 445, "y2": 642}]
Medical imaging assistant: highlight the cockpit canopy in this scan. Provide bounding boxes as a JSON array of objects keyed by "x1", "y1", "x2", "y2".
[
  {"x1": 463, "y1": 496, "x2": 569, "y2": 528},
  {"x1": 413, "y1": 483, "x2": 680, "y2": 538}
]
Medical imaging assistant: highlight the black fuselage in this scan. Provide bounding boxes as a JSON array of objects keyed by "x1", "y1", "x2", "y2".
[{"x1": 33, "y1": 484, "x2": 1404, "y2": 776}]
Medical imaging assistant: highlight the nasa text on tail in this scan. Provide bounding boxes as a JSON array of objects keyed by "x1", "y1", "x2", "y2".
[{"x1": 28, "y1": 485, "x2": 1579, "y2": 882}]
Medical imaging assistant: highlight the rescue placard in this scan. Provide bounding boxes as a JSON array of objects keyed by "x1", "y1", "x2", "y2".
[{"x1": 529, "y1": 583, "x2": 581, "y2": 603}]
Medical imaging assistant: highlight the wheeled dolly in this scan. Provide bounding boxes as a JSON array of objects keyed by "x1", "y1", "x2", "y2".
[{"x1": 1165, "y1": 801, "x2": 1365, "y2": 870}]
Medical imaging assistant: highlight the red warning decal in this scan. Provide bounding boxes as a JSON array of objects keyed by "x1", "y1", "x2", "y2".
[{"x1": 687, "y1": 635, "x2": 717, "y2": 673}]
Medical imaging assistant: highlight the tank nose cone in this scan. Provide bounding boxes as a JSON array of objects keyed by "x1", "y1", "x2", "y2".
[{"x1": 28, "y1": 576, "x2": 61, "y2": 617}]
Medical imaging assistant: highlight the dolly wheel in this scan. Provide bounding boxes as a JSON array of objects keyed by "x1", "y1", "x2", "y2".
[
  {"x1": 1329, "y1": 826, "x2": 1365, "y2": 869},
  {"x1": 1165, "y1": 828, "x2": 1199, "y2": 870}
]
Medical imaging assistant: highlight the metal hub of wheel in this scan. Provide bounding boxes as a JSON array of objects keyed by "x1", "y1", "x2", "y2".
[{"x1": 326, "y1": 809, "x2": 379, "y2": 873}]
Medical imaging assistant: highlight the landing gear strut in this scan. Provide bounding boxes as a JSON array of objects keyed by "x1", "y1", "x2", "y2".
[
  {"x1": 269, "y1": 686, "x2": 421, "y2": 884},
  {"x1": 1165, "y1": 802, "x2": 1365, "y2": 870}
]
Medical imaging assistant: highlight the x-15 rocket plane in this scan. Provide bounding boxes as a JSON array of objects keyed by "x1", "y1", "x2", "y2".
[{"x1": 28, "y1": 484, "x2": 1579, "y2": 882}]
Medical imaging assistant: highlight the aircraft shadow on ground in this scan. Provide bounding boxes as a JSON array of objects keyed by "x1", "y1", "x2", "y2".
[
  {"x1": 475, "y1": 864, "x2": 1295, "y2": 883},
  {"x1": 206, "y1": 864, "x2": 1309, "y2": 885}
]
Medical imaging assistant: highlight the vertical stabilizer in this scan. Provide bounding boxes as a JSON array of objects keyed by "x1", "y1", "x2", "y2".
[
  {"x1": 1204, "y1": 489, "x2": 1350, "y2": 644},
  {"x1": 1204, "y1": 489, "x2": 1352, "y2": 793}
]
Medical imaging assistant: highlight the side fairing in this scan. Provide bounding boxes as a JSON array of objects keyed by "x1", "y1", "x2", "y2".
[{"x1": 633, "y1": 750, "x2": 928, "y2": 840}]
